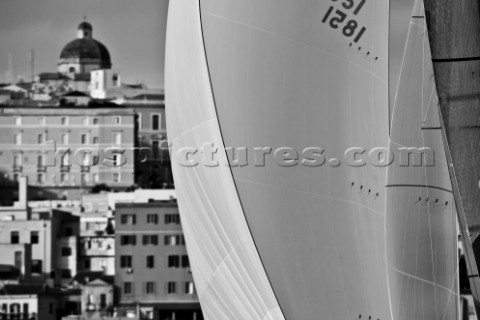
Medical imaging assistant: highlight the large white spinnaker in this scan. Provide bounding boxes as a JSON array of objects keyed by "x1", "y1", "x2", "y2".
[
  {"x1": 386, "y1": 1, "x2": 459, "y2": 319},
  {"x1": 166, "y1": 0, "x2": 391, "y2": 319}
]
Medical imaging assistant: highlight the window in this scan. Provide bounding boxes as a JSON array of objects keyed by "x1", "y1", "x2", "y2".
[
  {"x1": 13, "y1": 174, "x2": 19, "y2": 182},
  {"x1": 81, "y1": 174, "x2": 89, "y2": 184},
  {"x1": 69, "y1": 66, "x2": 75, "y2": 73},
  {"x1": 82, "y1": 117, "x2": 89, "y2": 125},
  {"x1": 37, "y1": 133, "x2": 45, "y2": 144},
  {"x1": 123, "y1": 282, "x2": 132, "y2": 294},
  {"x1": 167, "y1": 255, "x2": 180, "y2": 268},
  {"x1": 81, "y1": 134, "x2": 88, "y2": 144},
  {"x1": 14, "y1": 133, "x2": 21, "y2": 145},
  {"x1": 146, "y1": 281, "x2": 155, "y2": 294},
  {"x1": 120, "y1": 235, "x2": 136, "y2": 246},
  {"x1": 93, "y1": 118, "x2": 99, "y2": 125},
  {"x1": 60, "y1": 173, "x2": 68, "y2": 183},
  {"x1": 100, "y1": 294, "x2": 107, "y2": 309},
  {"x1": 167, "y1": 282, "x2": 176, "y2": 294},
  {"x1": 93, "y1": 137, "x2": 99, "y2": 144},
  {"x1": 37, "y1": 155, "x2": 45, "y2": 166},
  {"x1": 113, "y1": 154, "x2": 122, "y2": 167},
  {"x1": 13, "y1": 154, "x2": 21, "y2": 166},
  {"x1": 143, "y1": 235, "x2": 158, "y2": 245},
  {"x1": 146, "y1": 256, "x2": 155, "y2": 268},
  {"x1": 14, "y1": 251, "x2": 22, "y2": 268},
  {"x1": 37, "y1": 173, "x2": 45, "y2": 184},
  {"x1": 182, "y1": 255, "x2": 190, "y2": 268},
  {"x1": 152, "y1": 140, "x2": 159, "y2": 153},
  {"x1": 61, "y1": 247, "x2": 72, "y2": 256},
  {"x1": 61, "y1": 152, "x2": 70, "y2": 166},
  {"x1": 120, "y1": 214, "x2": 136, "y2": 225},
  {"x1": 11, "y1": 231, "x2": 19, "y2": 244},
  {"x1": 120, "y1": 255, "x2": 132, "y2": 268},
  {"x1": 15, "y1": 117, "x2": 21, "y2": 125},
  {"x1": 146, "y1": 214, "x2": 158, "y2": 224},
  {"x1": 165, "y1": 214, "x2": 180, "y2": 224},
  {"x1": 10, "y1": 303, "x2": 20, "y2": 315},
  {"x1": 30, "y1": 231, "x2": 39, "y2": 244},
  {"x1": 113, "y1": 132, "x2": 122, "y2": 145},
  {"x1": 23, "y1": 303, "x2": 29, "y2": 316},
  {"x1": 61, "y1": 269, "x2": 72, "y2": 278},
  {"x1": 114, "y1": 116, "x2": 121, "y2": 125},
  {"x1": 152, "y1": 114, "x2": 160, "y2": 130},
  {"x1": 93, "y1": 173, "x2": 99, "y2": 183},
  {"x1": 61, "y1": 117, "x2": 68, "y2": 125},
  {"x1": 84, "y1": 259, "x2": 91, "y2": 270},
  {"x1": 138, "y1": 113, "x2": 143, "y2": 129},
  {"x1": 164, "y1": 235, "x2": 183, "y2": 246},
  {"x1": 31, "y1": 260, "x2": 43, "y2": 273},
  {"x1": 82, "y1": 152, "x2": 91, "y2": 166},
  {"x1": 185, "y1": 282, "x2": 195, "y2": 294},
  {"x1": 61, "y1": 133, "x2": 69, "y2": 145}
]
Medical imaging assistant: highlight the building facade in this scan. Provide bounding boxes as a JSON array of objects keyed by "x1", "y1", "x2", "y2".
[
  {"x1": 0, "y1": 178, "x2": 80, "y2": 285},
  {"x1": 124, "y1": 96, "x2": 173, "y2": 189},
  {"x1": 79, "y1": 193, "x2": 115, "y2": 275},
  {"x1": 115, "y1": 201, "x2": 202, "y2": 320},
  {"x1": 0, "y1": 106, "x2": 137, "y2": 199},
  {"x1": 0, "y1": 285, "x2": 60, "y2": 320}
]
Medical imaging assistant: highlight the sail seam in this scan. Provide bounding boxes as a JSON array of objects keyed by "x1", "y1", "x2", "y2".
[{"x1": 388, "y1": 265, "x2": 459, "y2": 297}]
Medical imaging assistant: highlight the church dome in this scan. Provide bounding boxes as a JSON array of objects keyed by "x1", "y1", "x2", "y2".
[
  {"x1": 59, "y1": 39, "x2": 112, "y2": 68},
  {"x1": 58, "y1": 20, "x2": 112, "y2": 71}
]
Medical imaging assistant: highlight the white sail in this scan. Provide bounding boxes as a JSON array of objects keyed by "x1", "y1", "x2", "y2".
[
  {"x1": 386, "y1": 0, "x2": 459, "y2": 319},
  {"x1": 166, "y1": 0, "x2": 391, "y2": 319}
]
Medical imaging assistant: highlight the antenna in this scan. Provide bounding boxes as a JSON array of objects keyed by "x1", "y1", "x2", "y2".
[{"x1": 29, "y1": 49, "x2": 35, "y2": 82}]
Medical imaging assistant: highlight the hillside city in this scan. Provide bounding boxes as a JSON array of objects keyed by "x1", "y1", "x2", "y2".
[{"x1": 0, "y1": 20, "x2": 202, "y2": 320}]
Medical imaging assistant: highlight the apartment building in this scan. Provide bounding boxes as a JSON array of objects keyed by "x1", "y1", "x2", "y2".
[
  {"x1": 115, "y1": 201, "x2": 202, "y2": 320},
  {"x1": 0, "y1": 106, "x2": 137, "y2": 200}
]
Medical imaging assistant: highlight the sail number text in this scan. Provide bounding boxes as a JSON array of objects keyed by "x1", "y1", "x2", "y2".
[{"x1": 322, "y1": 0, "x2": 367, "y2": 43}]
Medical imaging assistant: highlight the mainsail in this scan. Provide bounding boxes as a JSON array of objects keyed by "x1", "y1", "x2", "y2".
[
  {"x1": 166, "y1": 0, "x2": 392, "y2": 319},
  {"x1": 386, "y1": 0, "x2": 459, "y2": 319},
  {"x1": 423, "y1": 0, "x2": 480, "y2": 313}
]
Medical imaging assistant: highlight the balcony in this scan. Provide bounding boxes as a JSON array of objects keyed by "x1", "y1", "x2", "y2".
[
  {"x1": 80, "y1": 166, "x2": 90, "y2": 173},
  {"x1": 37, "y1": 165, "x2": 46, "y2": 172},
  {"x1": 12, "y1": 165, "x2": 22, "y2": 172},
  {"x1": 60, "y1": 165, "x2": 70, "y2": 172}
]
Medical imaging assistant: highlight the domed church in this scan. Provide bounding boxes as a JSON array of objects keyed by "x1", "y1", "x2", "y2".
[{"x1": 58, "y1": 20, "x2": 112, "y2": 74}]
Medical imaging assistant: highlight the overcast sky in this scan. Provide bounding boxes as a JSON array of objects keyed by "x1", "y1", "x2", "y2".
[{"x1": 0, "y1": 0, "x2": 412, "y2": 90}]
